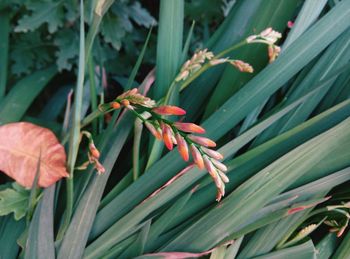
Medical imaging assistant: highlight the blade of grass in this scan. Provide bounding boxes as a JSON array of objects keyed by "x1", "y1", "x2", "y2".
[
  {"x1": 331, "y1": 227, "x2": 350, "y2": 258},
  {"x1": 146, "y1": 0, "x2": 184, "y2": 168},
  {"x1": 253, "y1": 30, "x2": 350, "y2": 146},
  {"x1": 0, "y1": 216, "x2": 25, "y2": 259},
  {"x1": 203, "y1": 0, "x2": 300, "y2": 119},
  {"x1": 283, "y1": 0, "x2": 328, "y2": 48},
  {"x1": 25, "y1": 185, "x2": 55, "y2": 259},
  {"x1": 57, "y1": 112, "x2": 134, "y2": 259},
  {"x1": 126, "y1": 27, "x2": 153, "y2": 90},
  {"x1": 181, "y1": 0, "x2": 264, "y2": 121},
  {"x1": 251, "y1": 240, "x2": 316, "y2": 259},
  {"x1": 202, "y1": 0, "x2": 350, "y2": 141},
  {"x1": 0, "y1": 67, "x2": 56, "y2": 125},
  {"x1": 316, "y1": 233, "x2": 338, "y2": 259},
  {"x1": 57, "y1": 0, "x2": 85, "y2": 241},
  {"x1": 154, "y1": 0, "x2": 183, "y2": 99},
  {"x1": 162, "y1": 118, "x2": 350, "y2": 251},
  {"x1": 118, "y1": 220, "x2": 151, "y2": 258}
]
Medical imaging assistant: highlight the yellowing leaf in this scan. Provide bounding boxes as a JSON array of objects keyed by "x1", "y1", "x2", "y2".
[{"x1": 0, "y1": 122, "x2": 68, "y2": 188}]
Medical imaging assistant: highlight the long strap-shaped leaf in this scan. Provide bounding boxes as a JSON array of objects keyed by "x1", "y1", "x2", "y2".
[
  {"x1": 163, "y1": 118, "x2": 350, "y2": 251},
  {"x1": 202, "y1": 0, "x2": 350, "y2": 140},
  {"x1": 84, "y1": 80, "x2": 342, "y2": 257}
]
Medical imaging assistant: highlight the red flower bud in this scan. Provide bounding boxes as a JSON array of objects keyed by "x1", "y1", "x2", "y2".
[
  {"x1": 111, "y1": 102, "x2": 121, "y2": 109},
  {"x1": 190, "y1": 144, "x2": 204, "y2": 169},
  {"x1": 175, "y1": 133, "x2": 189, "y2": 161},
  {"x1": 152, "y1": 105, "x2": 186, "y2": 116},
  {"x1": 162, "y1": 123, "x2": 174, "y2": 150}
]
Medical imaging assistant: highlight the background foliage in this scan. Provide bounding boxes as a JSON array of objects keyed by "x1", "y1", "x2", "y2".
[{"x1": 1, "y1": 0, "x2": 350, "y2": 258}]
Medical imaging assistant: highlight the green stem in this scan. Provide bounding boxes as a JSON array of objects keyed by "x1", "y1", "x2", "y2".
[
  {"x1": 88, "y1": 55, "x2": 98, "y2": 134},
  {"x1": 133, "y1": 118, "x2": 143, "y2": 181}
]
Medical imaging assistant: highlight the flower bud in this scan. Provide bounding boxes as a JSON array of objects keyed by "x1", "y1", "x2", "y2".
[
  {"x1": 173, "y1": 122, "x2": 205, "y2": 134},
  {"x1": 152, "y1": 105, "x2": 186, "y2": 116},
  {"x1": 188, "y1": 135, "x2": 216, "y2": 147}
]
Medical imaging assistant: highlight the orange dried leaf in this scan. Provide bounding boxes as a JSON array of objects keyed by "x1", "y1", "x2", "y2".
[{"x1": 0, "y1": 122, "x2": 68, "y2": 188}]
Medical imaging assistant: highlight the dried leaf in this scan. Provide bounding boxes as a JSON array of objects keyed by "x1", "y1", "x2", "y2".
[{"x1": 0, "y1": 122, "x2": 68, "y2": 188}]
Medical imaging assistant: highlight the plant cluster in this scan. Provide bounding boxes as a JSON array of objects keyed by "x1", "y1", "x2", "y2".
[{"x1": 0, "y1": 0, "x2": 350, "y2": 258}]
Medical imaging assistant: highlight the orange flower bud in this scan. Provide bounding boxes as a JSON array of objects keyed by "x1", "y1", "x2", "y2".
[
  {"x1": 152, "y1": 105, "x2": 186, "y2": 116},
  {"x1": 188, "y1": 135, "x2": 216, "y2": 147},
  {"x1": 111, "y1": 102, "x2": 121, "y2": 109},
  {"x1": 190, "y1": 144, "x2": 204, "y2": 169},
  {"x1": 162, "y1": 123, "x2": 174, "y2": 150},
  {"x1": 145, "y1": 121, "x2": 162, "y2": 140},
  {"x1": 89, "y1": 143, "x2": 100, "y2": 159},
  {"x1": 175, "y1": 133, "x2": 189, "y2": 161},
  {"x1": 121, "y1": 99, "x2": 130, "y2": 106},
  {"x1": 203, "y1": 156, "x2": 218, "y2": 179},
  {"x1": 173, "y1": 122, "x2": 205, "y2": 134}
]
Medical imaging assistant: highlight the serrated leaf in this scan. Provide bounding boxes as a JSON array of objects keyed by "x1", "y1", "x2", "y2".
[
  {"x1": 15, "y1": 1, "x2": 64, "y2": 33},
  {"x1": 0, "y1": 183, "x2": 30, "y2": 220},
  {"x1": 101, "y1": 12, "x2": 131, "y2": 50},
  {"x1": 10, "y1": 31, "x2": 53, "y2": 75},
  {"x1": 128, "y1": 2, "x2": 157, "y2": 27},
  {"x1": 54, "y1": 29, "x2": 79, "y2": 71}
]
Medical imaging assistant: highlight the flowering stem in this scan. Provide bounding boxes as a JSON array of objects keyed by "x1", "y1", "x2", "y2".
[{"x1": 178, "y1": 40, "x2": 247, "y2": 91}]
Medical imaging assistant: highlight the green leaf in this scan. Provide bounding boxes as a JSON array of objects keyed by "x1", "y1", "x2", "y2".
[
  {"x1": 283, "y1": 0, "x2": 328, "y2": 48},
  {"x1": 251, "y1": 240, "x2": 316, "y2": 259},
  {"x1": 54, "y1": 29, "x2": 79, "y2": 71},
  {"x1": 10, "y1": 31, "x2": 54, "y2": 75},
  {"x1": 202, "y1": 0, "x2": 350, "y2": 140},
  {"x1": 128, "y1": 2, "x2": 156, "y2": 28},
  {"x1": 25, "y1": 185, "x2": 55, "y2": 259},
  {"x1": 15, "y1": 1, "x2": 64, "y2": 33},
  {"x1": 332, "y1": 227, "x2": 350, "y2": 259},
  {"x1": 0, "y1": 66, "x2": 56, "y2": 125},
  {"x1": 0, "y1": 183, "x2": 30, "y2": 220},
  {"x1": 203, "y1": 0, "x2": 300, "y2": 118},
  {"x1": 316, "y1": 233, "x2": 338, "y2": 259},
  {"x1": 57, "y1": 113, "x2": 135, "y2": 259},
  {"x1": 0, "y1": 10, "x2": 10, "y2": 98},
  {"x1": 162, "y1": 117, "x2": 350, "y2": 251},
  {"x1": 100, "y1": 12, "x2": 131, "y2": 50},
  {"x1": 0, "y1": 215, "x2": 26, "y2": 259},
  {"x1": 119, "y1": 220, "x2": 151, "y2": 258},
  {"x1": 154, "y1": 0, "x2": 184, "y2": 99}
]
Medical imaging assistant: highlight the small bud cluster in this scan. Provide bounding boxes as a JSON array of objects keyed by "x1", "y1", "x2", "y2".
[
  {"x1": 246, "y1": 27, "x2": 282, "y2": 63},
  {"x1": 101, "y1": 90, "x2": 229, "y2": 201},
  {"x1": 209, "y1": 58, "x2": 254, "y2": 73},
  {"x1": 325, "y1": 219, "x2": 348, "y2": 237},
  {"x1": 76, "y1": 131, "x2": 105, "y2": 174},
  {"x1": 99, "y1": 88, "x2": 156, "y2": 113},
  {"x1": 175, "y1": 49, "x2": 214, "y2": 82}
]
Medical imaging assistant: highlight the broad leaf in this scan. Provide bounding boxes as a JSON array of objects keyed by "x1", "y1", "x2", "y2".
[{"x1": 0, "y1": 122, "x2": 68, "y2": 188}]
